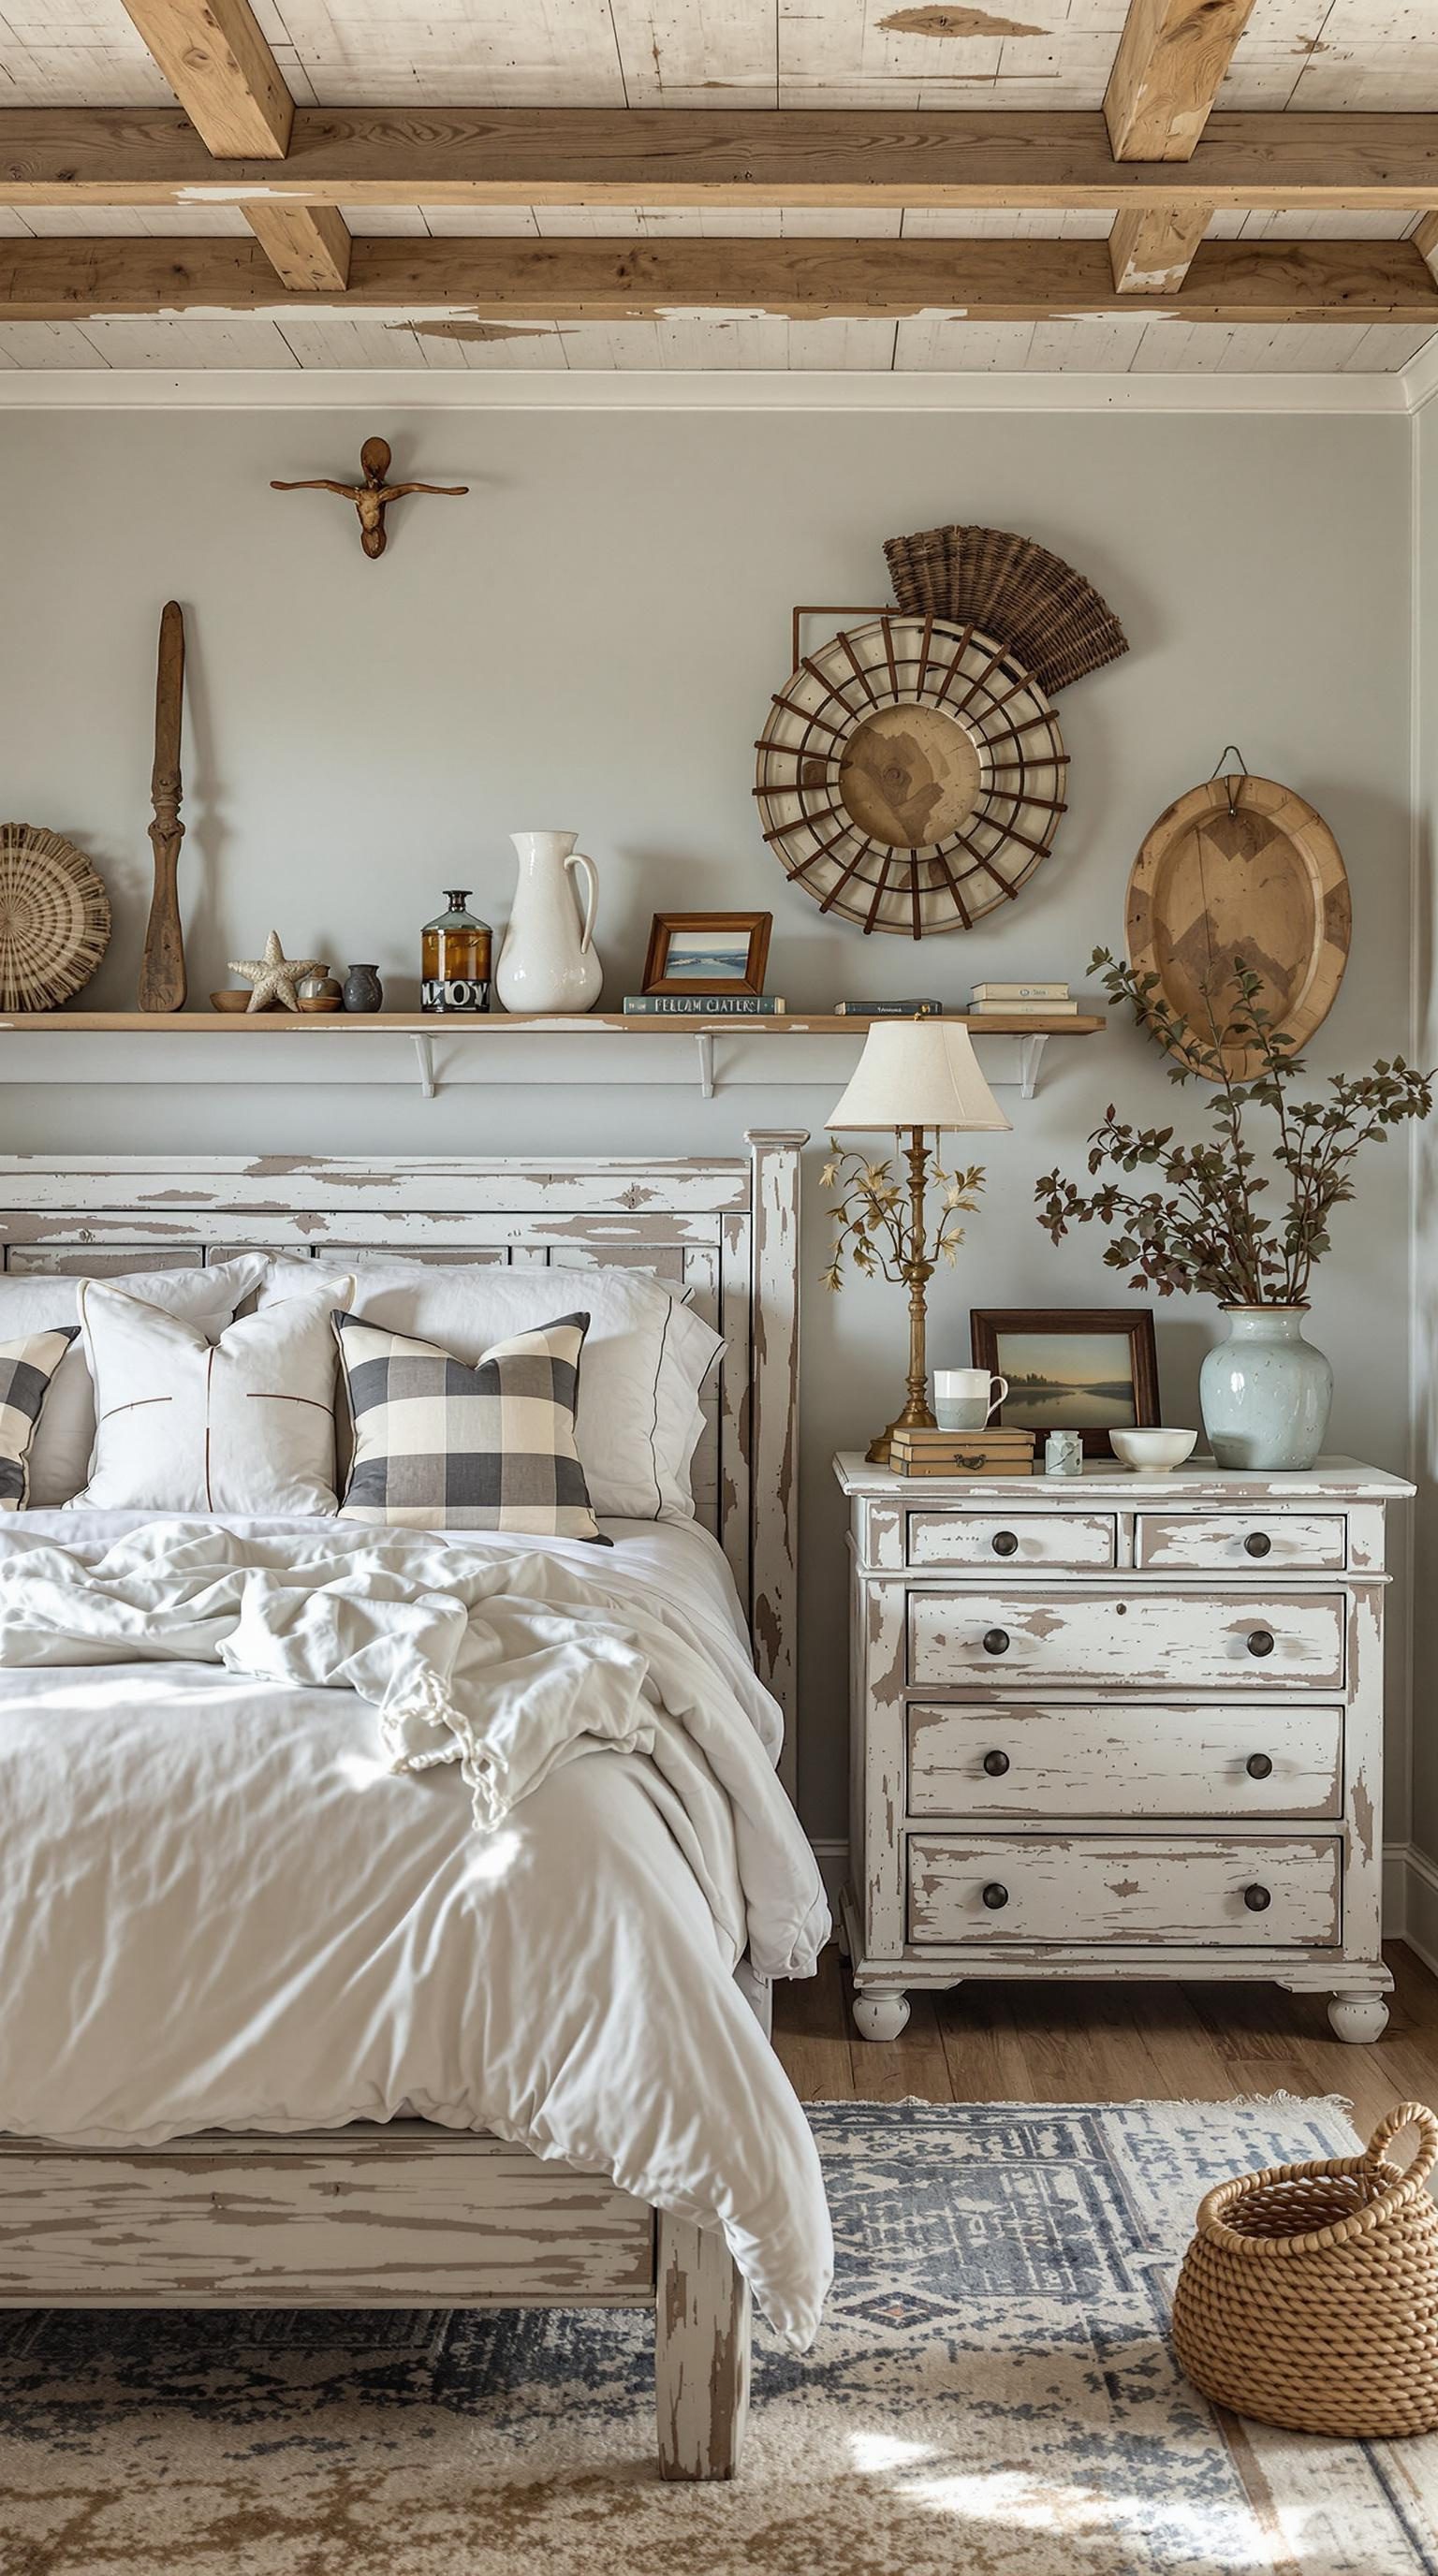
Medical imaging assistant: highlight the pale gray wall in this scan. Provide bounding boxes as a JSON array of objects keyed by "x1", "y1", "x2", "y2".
[
  {"x1": 1413, "y1": 398, "x2": 1438, "y2": 1881},
  {"x1": 0, "y1": 405, "x2": 1417, "y2": 1844}
]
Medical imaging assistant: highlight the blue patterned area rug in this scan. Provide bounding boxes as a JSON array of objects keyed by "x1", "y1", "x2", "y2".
[{"x1": 3, "y1": 2098, "x2": 1436, "y2": 2576}]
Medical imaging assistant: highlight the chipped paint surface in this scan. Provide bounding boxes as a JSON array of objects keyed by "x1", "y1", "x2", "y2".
[
  {"x1": 0, "y1": 2133, "x2": 654, "y2": 2304},
  {"x1": 909, "y1": 1834, "x2": 1342, "y2": 1946},
  {"x1": 879, "y1": 5, "x2": 1046, "y2": 32}
]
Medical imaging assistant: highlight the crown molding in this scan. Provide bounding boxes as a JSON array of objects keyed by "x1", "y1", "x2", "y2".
[
  {"x1": 1402, "y1": 335, "x2": 1438, "y2": 414},
  {"x1": 0, "y1": 367, "x2": 1411, "y2": 414}
]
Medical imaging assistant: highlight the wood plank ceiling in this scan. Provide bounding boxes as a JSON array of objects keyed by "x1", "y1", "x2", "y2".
[{"x1": 0, "y1": 0, "x2": 1435, "y2": 373}]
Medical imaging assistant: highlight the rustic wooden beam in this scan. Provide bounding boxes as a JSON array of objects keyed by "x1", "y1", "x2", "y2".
[
  {"x1": 3, "y1": 108, "x2": 1438, "y2": 215},
  {"x1": 244, "y1": 203, "x2": 351, "y2": 292},
  {"x1": 1105, "y1": 0, "x2": 1258, "y2": 162},
  {"x1": 1416, "y1": 212, "x2": 1438, "y2": 289},
  {"x1": 2, "y1": 234, "x2": 1435, "y2": 327},
  {"x1": 1109, "y1": 204, "x2": 1212, "y2": 294},
  {"x1": 117, "y1": 0, "x2": 294, "y2": 159}
]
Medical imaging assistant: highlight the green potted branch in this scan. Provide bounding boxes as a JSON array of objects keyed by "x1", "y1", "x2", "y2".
[{"x1": 1034, "y1": 951, "x2": 1432, "y2": 1470}]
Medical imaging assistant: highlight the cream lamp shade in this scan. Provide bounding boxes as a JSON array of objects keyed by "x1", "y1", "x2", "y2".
[{"x1": 826, "y1": 1020, "x2": 1011, "y2": 1134}]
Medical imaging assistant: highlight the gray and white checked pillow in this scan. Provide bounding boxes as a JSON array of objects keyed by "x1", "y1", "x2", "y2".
[
  {"x1": 0, "y1": 1325, "x2": 80, "y2": 1510},
  {"x1": 332, "y1": 1309, "x2": 606, "y2": 1542}
]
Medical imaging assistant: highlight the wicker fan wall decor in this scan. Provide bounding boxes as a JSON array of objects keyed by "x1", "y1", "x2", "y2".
[
  {"x1": 883, "y1": 526, "x2": 1128, "y2": 696},
  {"x1": 0, "y1": 824, "x2": 111, "y2": 1012}
]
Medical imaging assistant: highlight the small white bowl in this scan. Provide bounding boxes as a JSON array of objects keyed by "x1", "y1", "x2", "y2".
[{"x1": 1109, "y1": 1427, "x2": 1198, "y2": 1472}]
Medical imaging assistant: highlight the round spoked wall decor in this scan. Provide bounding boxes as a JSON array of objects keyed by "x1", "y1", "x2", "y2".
[{"x1": 755, "y1": 613, "x2": 1068, "y2": 938}]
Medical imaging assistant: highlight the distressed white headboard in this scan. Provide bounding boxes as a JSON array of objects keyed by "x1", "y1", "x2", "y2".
[{"x1": 0, "y1": 1135, "x2": 804, "y2": 1799}]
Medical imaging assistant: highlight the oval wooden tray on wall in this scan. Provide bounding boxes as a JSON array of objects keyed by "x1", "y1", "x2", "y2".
[{"x1": 1126, "y1": 771, "x2": 1350, "y2": 1081}]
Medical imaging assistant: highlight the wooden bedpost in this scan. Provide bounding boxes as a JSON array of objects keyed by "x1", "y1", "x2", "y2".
[
  {"x1": 747, "y1": 1130, "x2": 805, "y2": 1807},
  {"x1": 655, "y1": 2210, "x2": 752, "y2": 2481}
]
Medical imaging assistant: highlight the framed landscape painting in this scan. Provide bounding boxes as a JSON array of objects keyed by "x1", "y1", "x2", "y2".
[
  {"x1": 642, "y1": 911, "x2": 771, "y2": 997},
  {"x1": 970, "y1": 1309, "x2": 1160, "y2": 1458}
]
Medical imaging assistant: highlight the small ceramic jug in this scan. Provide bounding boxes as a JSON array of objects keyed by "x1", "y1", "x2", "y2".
[
  {"x1": 495, "y1": 832, "x2": 602, "y2": 1017},
  {"x1": 343, "y1": 964, "x2": 383, "y2": 1013},
  {"x1": 1045, "y1": 1430, "x2": 1084, "y2": 1478}
]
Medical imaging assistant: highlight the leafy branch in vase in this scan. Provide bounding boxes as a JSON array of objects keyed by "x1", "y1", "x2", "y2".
[{"x1": 1034, "y1": 949, "x2": 1432, "y2": 1305}]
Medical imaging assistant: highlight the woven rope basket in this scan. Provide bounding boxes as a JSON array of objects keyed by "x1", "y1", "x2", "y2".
[{"x1": 1172, "y1": 2102, "x2": 1438, "y2": 2438}]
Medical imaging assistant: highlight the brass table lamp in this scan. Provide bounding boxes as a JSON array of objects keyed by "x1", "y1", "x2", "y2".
[{"x1": 826, "y1": 1020, "x2": 1009, "y2": 1465}]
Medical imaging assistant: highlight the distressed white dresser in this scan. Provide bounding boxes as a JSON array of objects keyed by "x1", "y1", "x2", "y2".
[{"x1": 835, "y1": 1454, "x2": 1413, "y2": 2045}]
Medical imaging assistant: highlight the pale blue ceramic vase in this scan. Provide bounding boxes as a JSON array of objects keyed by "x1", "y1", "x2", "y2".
[{"x1": 1198, "y1": 1307, "x2": 1333, "y2": 1471}]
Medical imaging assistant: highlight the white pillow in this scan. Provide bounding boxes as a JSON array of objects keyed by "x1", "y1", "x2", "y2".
[
  {"x1": 260, "y1": 1258, "x2": 724, "y2": 1522},
  {"x1": 0, "y1": 1258, "x2": 269, "y2": 1507},
  {"x1": 72, "y1": 1277, "x2": 353, "y2": 1517}
]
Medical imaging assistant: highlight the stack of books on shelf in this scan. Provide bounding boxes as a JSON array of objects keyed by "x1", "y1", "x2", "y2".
[
  {"x1": 967, "y1": 981, "x2": 1078, "y2": 1017},
  {"x1": 888, "y1": 1426, "x2": 1036, "y2": 1478}
]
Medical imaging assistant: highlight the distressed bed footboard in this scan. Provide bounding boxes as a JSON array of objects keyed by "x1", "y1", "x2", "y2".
[{"x1": 0, "y1": 2128, "x2": 752, "y2": 2481}]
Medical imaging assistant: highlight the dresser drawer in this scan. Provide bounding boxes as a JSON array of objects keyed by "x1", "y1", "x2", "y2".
[
  {"x1": 907, "y1": 1701, "x2": 1344, "y2": 1822},
  {"x1": 906, "y1": 1589, "x2": 1345, "y2": 1691},
  {"x1": 907, "y1": 1834, "x2": 1341, "y2": 1948},
  {"x1": 906, "y1": 1511, "x2": 1117, "y2": 1571},
  {"x1": 1136, "y1": 1513, "x2": 1346, "y2": 1573}
]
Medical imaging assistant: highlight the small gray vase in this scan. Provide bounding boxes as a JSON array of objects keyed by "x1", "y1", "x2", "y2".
[
  {"x1": 343, "y1": 964, "x2": 383, "y2": 1013},
  {"x1": 1198, "y1": 1306, "x2": 1333, "y2": 1472}
]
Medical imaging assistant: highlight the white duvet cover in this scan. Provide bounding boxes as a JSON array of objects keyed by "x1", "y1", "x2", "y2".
[{"x1": 0, "y1": 1513, "x2": 832, "y2": 2347}]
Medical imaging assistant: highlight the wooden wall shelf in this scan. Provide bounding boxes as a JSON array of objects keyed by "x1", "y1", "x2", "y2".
[{"x1": 0, "y1": 1008, "x2": 1103, "y2": 1099}]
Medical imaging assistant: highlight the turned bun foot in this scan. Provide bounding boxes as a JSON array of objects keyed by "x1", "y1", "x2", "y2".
[
  {"x1": 852, "y1": 1992, "x2": 911, "y2": 2043},
  {"x1": 1328, "y1": 1993, "x2": 1389, "y2": 2043}
]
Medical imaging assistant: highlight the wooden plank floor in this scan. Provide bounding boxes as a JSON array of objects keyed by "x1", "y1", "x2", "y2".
[{"x1": 773, "y1": 1940, "x2": 1438, "y2": 2143}]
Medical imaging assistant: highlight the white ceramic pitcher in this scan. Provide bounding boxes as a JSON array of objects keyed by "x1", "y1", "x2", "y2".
[{"x1": 494, "y1": 831, "x2": 602, "y2": 1016}]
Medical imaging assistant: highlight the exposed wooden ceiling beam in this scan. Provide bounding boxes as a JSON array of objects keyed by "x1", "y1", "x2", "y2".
[
  {"x1": 1104, "y1": 0, "x2": 1258, "y2": 163},
  {"x1": 243, "y1": 203, "x2": 351, "y2": 293},
  {"x1": 3, "y1": 235, "x2": 1434, "y2": 327},
  {"x1": 1416, "y1": 212, "x2": 1438, "y2": 289},
  {"x1": 3, "y1": 108, "x2": 1437, "y2": 214},
  {"x1": 1109, "y1": 205, "x2": 1211, "y2": 295},
  {"x1": 117, "y1": 0, "x2": 293, "y2": 159},
  {"x1": 116, "y1": 6, "x2": 353, "y2": 295}
]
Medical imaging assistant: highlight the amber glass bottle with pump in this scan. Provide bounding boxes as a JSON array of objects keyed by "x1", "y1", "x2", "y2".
[{"x1": 421, "y1": 890, "x2": 491, "y2": 1014}]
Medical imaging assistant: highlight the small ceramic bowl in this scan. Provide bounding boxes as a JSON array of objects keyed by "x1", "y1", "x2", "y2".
[
  {"x1": 210, "y1": 989, "x2": 257, "y2": 1013},
  {"x1": 1110, "y1": 1427, "x2": 1199, "y2": 1472}
]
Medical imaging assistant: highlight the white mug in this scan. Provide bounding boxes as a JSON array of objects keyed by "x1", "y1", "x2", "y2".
[{"x1": 934, "y1": 1367, "x2": 1008, "y2": 1432}]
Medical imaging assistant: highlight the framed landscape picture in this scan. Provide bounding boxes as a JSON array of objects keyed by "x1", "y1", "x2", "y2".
[
  {"x1": 970, "y1": 1308, "x2": 1160, "y2": 1458},
  {"x1": 642, "y1": 911, "x2": 771, "y2": 997}
]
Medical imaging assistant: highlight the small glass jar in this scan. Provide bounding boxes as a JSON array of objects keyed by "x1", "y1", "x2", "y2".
[{"x1": 421, "y1": 889, "x2": 491, "y2": 1015}]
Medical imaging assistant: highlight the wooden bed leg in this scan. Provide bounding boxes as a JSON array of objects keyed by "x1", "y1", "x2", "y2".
[{"x1": 655, "y1": 2210, "x2": 752, "y2": 2481}]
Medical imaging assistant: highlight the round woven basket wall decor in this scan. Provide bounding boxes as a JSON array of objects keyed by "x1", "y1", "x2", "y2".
[
  {"x1": 756, "y1": 615, "x2": 1068, "y2": 938},
  {"x1": 0, "y1": 824, "x2": 111, "y2": 1012},
  {"x1": 1125, "y1": 770, "x2": 1350, "y2": 1081}
]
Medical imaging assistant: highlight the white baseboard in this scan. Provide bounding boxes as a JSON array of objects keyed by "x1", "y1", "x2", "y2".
[{"x1": 815, "y1": 1835, "x2": 1438, "y2": 1979}]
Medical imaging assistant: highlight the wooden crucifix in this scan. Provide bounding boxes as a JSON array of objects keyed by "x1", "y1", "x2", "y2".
[{"x1": 271, "y1": 435, "x2": 469, "y2": 560}]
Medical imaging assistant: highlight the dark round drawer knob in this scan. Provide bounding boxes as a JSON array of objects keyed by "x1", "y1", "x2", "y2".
[
  {"x1": 1246, "y1": 1752, "x2": 1274, "y2": 1779},
  {"x1": 1244, "y1": 1883, "x2": 1272, "y2": 1912},
  {"x1": 1244, "y1": 1530, "x2": 1272, "y2": 1559},
  {"x1": 991, "y1": 1530, "x2": 1019, "y2": 1558},
  {"x1": 982, "y1": 1882, "x2": 1009, "y2": 1910},
  {"x1": 1246, "y1": 1628, "x2": 1275, "y2": 1658},
  {"x1": 982, "y1": 1749, "x2": 1011, "y2": 1777},
  {"x1": 982, "y1": 1628, "x2": 1010, "y2": 1656}
]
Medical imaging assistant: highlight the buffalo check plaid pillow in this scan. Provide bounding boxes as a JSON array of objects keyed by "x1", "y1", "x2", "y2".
[
  {"x1": 332, "y1": 1309, "x2": 606, "y2": 1542},
  {"x1": 0, "y1": 1325, "x2": 80, "y2": 1510}
]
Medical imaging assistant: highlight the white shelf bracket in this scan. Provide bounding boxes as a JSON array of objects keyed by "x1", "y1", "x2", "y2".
[
  {"x1": 696, "y1": 1032, "x2": 715, "y2": 1100},
  {"x1": 412, "y1": 1033, "x2": 436, "y2": 1100},
  {"x1": 1017, "y1": 1033, "x2": 1047, "y2": 1101}
]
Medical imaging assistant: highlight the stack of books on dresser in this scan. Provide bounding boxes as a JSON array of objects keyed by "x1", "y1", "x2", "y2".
[{"x1": 888, "y1": 1426, "x2": 1036, "y2": 1477}]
